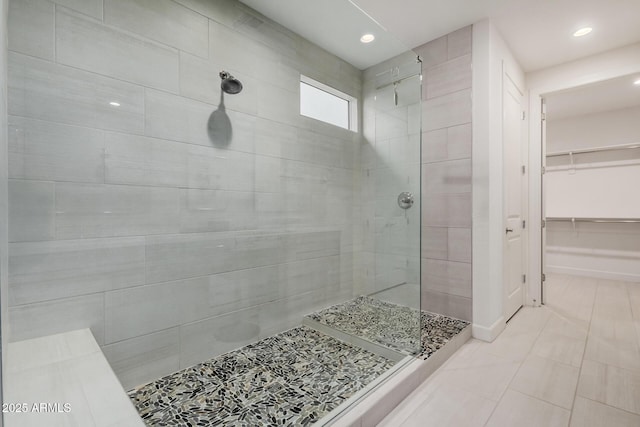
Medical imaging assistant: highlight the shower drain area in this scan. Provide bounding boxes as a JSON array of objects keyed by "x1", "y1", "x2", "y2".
[
  {"x1": 306, "y1": 296, "x2": 470, "y2": 360},
  {"x1": 128, "y1": 297, "x2": 470, "y2": 426}
]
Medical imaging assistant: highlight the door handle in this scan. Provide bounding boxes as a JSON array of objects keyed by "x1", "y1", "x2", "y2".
[{"x1": 505, "y1": 228, "x2": 514, "y2": 234}]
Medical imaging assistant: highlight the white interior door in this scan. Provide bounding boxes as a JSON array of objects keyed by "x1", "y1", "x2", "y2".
[{"x1": 503, "y1": 72, "x2": 526, "y2": 321}]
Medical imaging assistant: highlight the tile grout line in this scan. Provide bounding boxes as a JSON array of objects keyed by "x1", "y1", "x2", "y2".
[
  {"x1": 624, "y1": 283, "x2": 640, "y2": 354},
  {"x1": 579, "y1": 395, "x2": 640, "y2": 418},
  {"x1": 566, "y1": 277, "x2": 598, "y2": 427},
  {"x1": 481, "y1": 308, "x2": 555, "y2": 426}
]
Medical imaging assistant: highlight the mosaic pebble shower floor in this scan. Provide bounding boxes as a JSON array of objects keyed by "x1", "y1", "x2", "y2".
[
  {"x1": 129, "y1": 297, "x2": 469, "y2": 426},
  {"x1": 307, "y1": 295, "x2": 470, "y2": 359}
]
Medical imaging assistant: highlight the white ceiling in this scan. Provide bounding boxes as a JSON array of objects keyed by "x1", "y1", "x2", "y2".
[
  {"x1": 545, "y1": 74, "x2": 640, "y2": 120},
  {"x1": 240, "y1": 0, "x2": 640, "y2": 72},
  {"x1": 239, "y1": 0, "x2": 408, "y2": 70}
]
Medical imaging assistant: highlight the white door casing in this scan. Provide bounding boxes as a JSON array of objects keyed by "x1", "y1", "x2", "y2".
[
  {"x1": 503, "y1": 71, "x2": 526, "y2": 321},
  {"x1": 540, "y1": 98, "x2": 547, "y2": 304}
]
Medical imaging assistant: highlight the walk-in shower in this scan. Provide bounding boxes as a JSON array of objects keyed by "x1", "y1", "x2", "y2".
[{"x1": 2, "y1": 0, "x2": 471, "y2": 425}]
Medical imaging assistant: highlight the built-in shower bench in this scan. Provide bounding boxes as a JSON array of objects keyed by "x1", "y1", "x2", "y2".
[{"x1": 4, "y1": 329, "x2": 144, "y2": 427}]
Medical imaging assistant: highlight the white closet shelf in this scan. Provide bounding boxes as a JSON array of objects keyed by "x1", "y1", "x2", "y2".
[
  {"x1": 546, "y1": 142, "x2": 640, "y2": 158},
  {"x1": 546, "y1": 217, "x2": 640, "y2": 223}
]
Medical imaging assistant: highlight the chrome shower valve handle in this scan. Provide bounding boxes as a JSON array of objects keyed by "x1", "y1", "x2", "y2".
[{"x1": 397, "y1": 192, "x2": 414, "y2": 209}]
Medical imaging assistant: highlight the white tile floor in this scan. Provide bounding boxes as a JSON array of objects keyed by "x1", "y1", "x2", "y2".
[{"x1": 379, "y1": 273, "x2": 640, "y2": 427}]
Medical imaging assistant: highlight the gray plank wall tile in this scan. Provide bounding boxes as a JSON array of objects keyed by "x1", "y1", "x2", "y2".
[
  {"x1": 422, "y1": 88, "x2": 472, "y2": 132},
  {"x1": 448, "y1": 228, "x2": 472, "y2": 263},
  {"x1": 8, "y1": 52, "x2": 145, "y2": 134},
  {"x1": 186, "y1": 144, "x2": 256, "y2": 192},
  {"x1": 413, "y1": 35, "x2": 447, "y2": 70},
  {"x1": 8, "y1": 116, "x2": 105, "y2": 183},
  {"x1": 9, "y1": 237, "x2": 145, "y2": 306},
  {"x1": 104, "y1": 0, "x2": 208, "y2": 58},
  {"x1": 8, "y1": 180, "x2": 55, "y2": 242},
  {"x1": 55, "y1": 183, "x2": 180, "y2": 239},
  {"x1": 144, "y1": 232, "x2": 269, "y2": 284},
  {"x1": 422, "y1": 123, "x2": 472, "y2": 163},
  {"x1": 422, "y1": 159, "x2": 472, "y2": 194},
  {"x1": 421, "y1": 227, "x2": 448, "y2": 260},
  {"x1": 174, "y1": 0, "x2": 243, "y2": 29},
  {"x1": 422, "y1": 258, "x2": 472, "y2": 298},
  {"x1": 9, "y1": 293, "x2": 106, "y2": 344},
  {"x1": 7, "y1": 0, "x2": 364, "y2": 386},
  {"x1": 56, "y1": 8, "x2": 180, "y2": 93},
  {"x1": 425, "y1": 54, "x2": 472, "y2": 100},
  {"x1": 145, "y1": 88, "x2": 225, "y2": 147},
  {"x1": 447, "y1": 26, "x2": 472, "y2": 59},
  {"x1": 416, "y1": 25, "x2": 473, "y2": 321},
  {"x1": 179, "y1": 189, "x2": 257, "y2": 233},
  {"x1": 52, "y1": 0, "x2": 103, "y2": 20},
  {"x1": 421, "y1": 290, "x2": 472, "y2": 321},
  {"x1": 8, "y1": 0, "x2": 54, "y2": 60},
  {"x1": 102, "y1": 328, "x2": 180, "y2": 390},
  {"x1": 179, "y1": 289, "x2": 334, "y2": 369},
  {"x1": 104, "y1": 133, "x2": 187, "y2": 187},
  {"x1": 178, "y1": 52, "x2": 220, "y2": 105},
  {"x1": 105, "y1": 277, "x2": 213, "y2": 343}
]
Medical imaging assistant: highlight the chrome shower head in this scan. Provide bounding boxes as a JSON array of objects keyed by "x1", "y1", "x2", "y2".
[{"x1": 219, "y1": 71, "x2": 243, "y2": 95}]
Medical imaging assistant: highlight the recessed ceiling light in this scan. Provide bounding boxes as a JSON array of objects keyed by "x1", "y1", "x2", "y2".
[
  {"x1": 109, "y1": 101, "x2": 121, "y2": 107},
  {"x1": 573, "y1": 27, "x2": 592, "y2": 37},
  {"x1": 360, "y1": 34, "x2": 375, "y2": 43},
  {"x1": 634, "y1": 79, "x2": 640, "y2": 86}
]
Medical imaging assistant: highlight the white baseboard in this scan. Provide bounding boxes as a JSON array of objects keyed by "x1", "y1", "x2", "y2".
[
  {"x1": 472, "y1": 316, "x2": 505, "y2": 342},
  {"x1": 546, "y1": 265, "x2": 640, "y2": 283}
]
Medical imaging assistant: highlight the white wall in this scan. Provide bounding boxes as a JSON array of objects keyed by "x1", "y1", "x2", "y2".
[
  {"x1": 472, "y1": 20, "x2": 525, "y2": 341},
  {"x1": 527, "y1": 42, "x2": 640, "y2": 302},
  {"x1": 547, "y1": 106, "x2": 640, "y2": 151}
]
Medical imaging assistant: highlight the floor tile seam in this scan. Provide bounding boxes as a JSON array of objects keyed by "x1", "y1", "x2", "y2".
[
  {"x1": 479, "y1": 387, "x2": 510, "y2": 426},
  {"x1": 485, "y1": 309, "x2": 552, "y2": 419},
  {"x1": 503, "y1": 388, "x2": 573, "y2": 417},
  {"x1": 527, "y1": 352, "x2": 583, "y2": 372},
  {"x1": 568, "y1": 279, "x2": 599, "y2": 427},
  {"x1": 538, "y1": 323, "x2": 589, "y2": 341},
  {"x1": 577, "y1": 395, "x2": 640, "y2": 418},
  {"x1": 627, "y1": 283, "x2": 640, "y2": 321},
  {"x1": 623, "y1": 284, "x2": 640, "y2": 350},
  {"x1": 428, "y1": 368, "x2": 508, "y2": 405},
  {"x1": 585, "y1": 332, "x2": 640, "y2": 353},
  {"x1": 507, "y1": 386, "x2": 575, "y2": 412},
  {"x1": 395, "y1": 378, "x2": 464, "y2": 427},
  {"x1": 580, "y1": 354, "x2": 640, "y2": 378},
  {"x1": 530, "y1": 350, "x2": 583, "y2": 370},
  {"x1": 574, "y1": 386, "x2": 640, "y2": 417}
]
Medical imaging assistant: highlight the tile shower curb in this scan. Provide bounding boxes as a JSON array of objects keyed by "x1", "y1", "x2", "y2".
[{"x1": 326, "y1": 325, "x2": 472, "y2": 427}]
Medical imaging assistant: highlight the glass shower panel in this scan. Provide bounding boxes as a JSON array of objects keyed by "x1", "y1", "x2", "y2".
[{"x1": 360, "y1": 59, "x2": 423, "y2": 356}]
